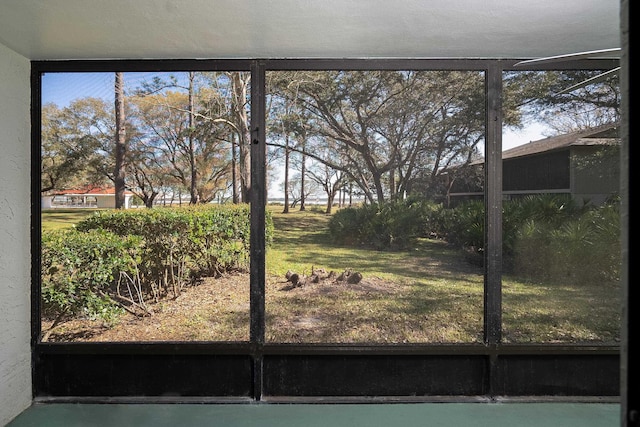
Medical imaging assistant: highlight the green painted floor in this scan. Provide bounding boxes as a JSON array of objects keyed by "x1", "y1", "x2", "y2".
[{"x1": 8, "y1": 402, "x2": 621, "y2": 427}]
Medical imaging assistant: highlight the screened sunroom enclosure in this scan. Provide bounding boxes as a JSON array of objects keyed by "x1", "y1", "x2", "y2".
[{"x1": 32, "y1": 57, "x2": 621, "y2": 400}]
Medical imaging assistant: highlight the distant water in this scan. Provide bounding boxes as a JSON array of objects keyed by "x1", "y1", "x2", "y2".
[{"x1": 267, "y1": 197, "x2": 364, "y2": 206}]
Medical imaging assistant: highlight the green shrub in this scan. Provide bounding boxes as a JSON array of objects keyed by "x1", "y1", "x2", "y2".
[
  {"x1": 41, "y1": 229, "x2": 141, "y2": 323},
  {"x1": 435, "y1": 200, "x2": 484, "y2": 250},
  {"x1": 427, "y1": 194, "x2": 620, "y2": 286},
  {"x1": 328, "y1": 199, "x2": 438, "y2": 250},
  {"x1": 510, "y1": 201, "x2": 620, "y2": 285},
  {"x1": 328, "y1": 204, "x2": 367, "y2": 246},
  {"x1": 42, "y1": 204, "x2": 273, "y2": 329},
  {"x1": 76, "y1": 204, "x2": 272, "y2": 292}
]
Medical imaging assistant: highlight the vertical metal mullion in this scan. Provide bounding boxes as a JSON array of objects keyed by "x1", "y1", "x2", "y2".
[
  {"x1": 484, "y1": 63, "x2": 503, "y2": 346},
  {"x1": 249, "y1": 60, "x2": 266, "y2": 400},
  {"x1": 620, "y1": 1, "x2": 632, "y2": 422},
  {"x1": 31, "y1": 67, "x2": 43, "y2": 399}
]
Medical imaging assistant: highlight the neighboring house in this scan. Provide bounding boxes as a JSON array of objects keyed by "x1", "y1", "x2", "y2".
[
  {"x1": 42, "y1": 186, "x2": 134, "y2": 209},
  {"x1": 446, "y1": 123, "x2": 620, "y2": 206}
]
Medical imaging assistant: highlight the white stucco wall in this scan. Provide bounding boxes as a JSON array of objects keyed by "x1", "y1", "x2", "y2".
[{"x1": 0, "y1": 42, "x2": 32, "y2": 425}]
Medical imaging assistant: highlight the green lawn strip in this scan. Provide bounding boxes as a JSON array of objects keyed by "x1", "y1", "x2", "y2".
[
  {"x1": 41, "y1": 209, "x2": 102, "y2": 231},
  {"x1": 501, "y1": 277, "x2": 621, "y2": 343},
  {"x1": 266, "y1": 207, "x2": 485, "y2": 343}
]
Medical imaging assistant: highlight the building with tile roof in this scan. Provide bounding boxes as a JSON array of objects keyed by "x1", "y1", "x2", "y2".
[{"x1": 42, "y1": 186, "x2": 135, "y2": 209}]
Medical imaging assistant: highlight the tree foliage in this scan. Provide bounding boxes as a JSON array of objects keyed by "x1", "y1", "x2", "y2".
[
  {"x1": 41, "y1": 100, "x2": 112, "y2": 193},
  {"x1": 41, "y1": 69, "x2": 619, "y2": 206},
  {"x1": 503, "y1": 70, "x2": 620, "y2": 134},
  {"x1": 268, "y1": 70, "x2": 486, "y2": 203}
]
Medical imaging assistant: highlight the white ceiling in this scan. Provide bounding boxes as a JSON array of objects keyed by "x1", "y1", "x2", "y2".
[{"x1": 0, "y1": 0, "x2": 621, "y2": 61}]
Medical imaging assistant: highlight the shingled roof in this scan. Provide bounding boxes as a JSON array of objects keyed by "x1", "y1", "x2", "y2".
[{"x1": 501, "y1": 123, "x2": 619, "y2": 160}]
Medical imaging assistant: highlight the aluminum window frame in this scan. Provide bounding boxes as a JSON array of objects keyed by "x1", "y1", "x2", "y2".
[{"x1": 31, "y1": 57, "x2": 620, "y2": 402}]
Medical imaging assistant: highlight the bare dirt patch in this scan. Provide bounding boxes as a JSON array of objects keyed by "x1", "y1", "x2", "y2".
[
  {"x1": 42, "y1": 270, "x2": 405, "y2": 343},
  {"x1": 43, "y1": 271, "x2": 252, "y2": 342}
]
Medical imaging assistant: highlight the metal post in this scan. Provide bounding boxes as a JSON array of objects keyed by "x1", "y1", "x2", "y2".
[
  {"x1": 484, "y1": 63, "x2": 503, "y2": 346},
  {"x1": 250, "y1": 60, "x2": 266, "y2": 400}
]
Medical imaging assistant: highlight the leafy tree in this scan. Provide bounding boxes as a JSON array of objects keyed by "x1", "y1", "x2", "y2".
[
  {"x1": 306, "y1": 155, "x2": 346, "y2": 214},
  {"x1": 135, "y1": 72, "x2": 251, "y2": 204},
  {"x1": 124, "y1": 123, "x2": 169, "y2": 208},
  {"x1": 129, "y1": 88, "x2": 232, "y2": 205},
  {"x1": 266, "y1": 75, "x2": 313, "y2": 213},
  {"x1": 41, "y1": 103, "x2": 100, "y2": 193},
  {"x1": 270, "y1": 70, "x2": 486, "y2": 203},
  {"x1": 285, "y1": 174, "x2": 320, "y2": 209},
  {"x1": 503, "y1": 70, "x2": 620, "y2": 134},
  {"x1": 41, "y1": 98, "x2": 113, "y2": 193}
]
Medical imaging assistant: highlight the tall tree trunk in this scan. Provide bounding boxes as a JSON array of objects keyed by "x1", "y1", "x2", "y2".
[
  {"x1": 282, "y1": 134, "x2": 290, "y2": 213},
  {"x1": 231, "y1": 133, "x2": 239, "y2": 204},
  {"x1": 389, "y1": 169, "x2": 396, "y2": 201},
  {"x1": 325, "y1": 191, "x2": 335, "y2": 214},
  {"x1": 373, "y1": 171, "x2": 385, "y2": 204},
  {"x1": 144, "y1": 192, "x2": 158, "y2": 208},
  {"x1": 231, "y1": 73, "x2": 251, "y2": 203},
  {"x1": 300, "y1": 145, "x2": 307, "y2": 211},
  {"x1": 188, "y1": 72, "x2": 199, "y2": 204},
  {"x1": 114, "y1": 72, "x2": 126, "y2": 209}
]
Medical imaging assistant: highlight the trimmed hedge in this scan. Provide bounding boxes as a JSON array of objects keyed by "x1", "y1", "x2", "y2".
[
  {"x1": 41, "y1": 204, "x2": 273, "y2": 325},
  {"x1": 41, "y1": 229, "x2": 140, "y2": 324},
  {"x1": 77, "y1": 204, "x2": 258, "y2": 279}
]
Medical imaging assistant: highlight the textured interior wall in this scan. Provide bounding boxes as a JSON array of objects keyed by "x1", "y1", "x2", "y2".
[{"x1": 0, "y1": 41, "x2": 32, "y2": 425}]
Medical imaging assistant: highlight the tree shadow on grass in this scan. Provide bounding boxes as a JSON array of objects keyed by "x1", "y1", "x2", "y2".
[{"x1": 271, "y1": 211, "x2": 483, "y2": 283}]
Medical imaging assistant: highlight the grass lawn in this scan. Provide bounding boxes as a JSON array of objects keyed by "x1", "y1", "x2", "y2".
[
  {"x1": 265, "y1": 206, "x2": 485, "y2": 343},
  {"x1": 40, "y1": 205, "x2": 621, "y2": 344},
  {"x1": 41, "y1": 208, "x2": 102, "y2": 231}
]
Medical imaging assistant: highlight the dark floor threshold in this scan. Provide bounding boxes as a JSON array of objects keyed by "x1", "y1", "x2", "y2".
[{"x1": 32, "y1": 395, "x2": 620, "y2": 405}]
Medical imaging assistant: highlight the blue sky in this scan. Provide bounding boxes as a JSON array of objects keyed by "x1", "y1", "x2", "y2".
[
  {"x1": 41, "y1": 72, "x2": 185, "y2": 107},
  {"x1": 43, "y1": 72, "x2": 115, "y2": 106}
]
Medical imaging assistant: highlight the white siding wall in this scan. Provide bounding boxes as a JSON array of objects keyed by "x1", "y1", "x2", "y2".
[{"x1": 0, "y1": 41, "x2": 32, "y2": 425}]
